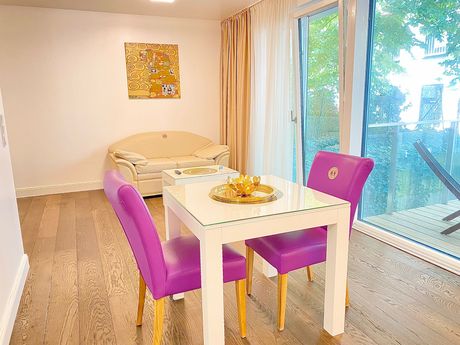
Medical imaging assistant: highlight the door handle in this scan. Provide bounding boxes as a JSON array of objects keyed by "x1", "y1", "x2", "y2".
[
  {"x1": 0, "y1": 114, "x2": 7, "y2": 148},
  {"x1": 290, "y1": 110, "x2": 297, "y2": 123}
]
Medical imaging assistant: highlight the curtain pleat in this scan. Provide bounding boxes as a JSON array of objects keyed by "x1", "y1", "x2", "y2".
[
  {"x1": 220, "y1": 10, "x2": 251, "y2": 173},
  {"x1": 247, "y1": 0, "x2": 296, "y2": 180}
]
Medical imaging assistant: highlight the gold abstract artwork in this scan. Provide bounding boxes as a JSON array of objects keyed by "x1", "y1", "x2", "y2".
[{"x1": 124, "y1": 42, "x2": 181, "y2": 99}]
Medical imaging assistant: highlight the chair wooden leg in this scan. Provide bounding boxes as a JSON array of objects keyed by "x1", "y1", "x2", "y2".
[
  {"x1": 153, "y1": 298, "x2": 165, "y2": 345},
  {"x1": 246, "y1": 246, "x2": 254, "y2": 295},
  {"x1": 306, "y1": 266, "x2": 313, "y2": 282},
  {"x1": 345, "y1": 282, "x2": 350, "y2": 307},
  {"x1": 136, "y1": 273, "x2": 146, "y2": 326},
  {"x1": 235, "y1": 279, "x2": 247, "y2": 338},
  {"x1": 277, "y1": 273, "x2": 288, "y2": 331}
]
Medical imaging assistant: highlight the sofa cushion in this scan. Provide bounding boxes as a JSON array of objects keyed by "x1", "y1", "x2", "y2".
[
  {"x1": 172, "y1": 156, "x2": 214, "y2": 169},
  {"x1": 135, "y1": 158, "x2": 177, "y2": 174},
  {"x1": 137, "y1": 172, "x2": 162, "y2": 181},
  {"x1": 114, "y1": 150, "x2": 148, "y2": 165},
  {"x1": 193, "y1": 145, "x2": 229, "y2": 160}
]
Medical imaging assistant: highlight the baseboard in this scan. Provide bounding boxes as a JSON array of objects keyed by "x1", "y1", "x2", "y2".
[
  {"x1": 0, "y1": 254, "x2": 29, "y2": 345},
  {"x1": 354, "y1": 221, "x2": 460, "y2": 275},
  {"x1": 16, "y1": 180, "x2": 102, "y2": 198}
]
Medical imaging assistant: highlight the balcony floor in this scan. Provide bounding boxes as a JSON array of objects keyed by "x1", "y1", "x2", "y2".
[{"x1": 365, "y1": 200, "x2": 460, "y2": 259}]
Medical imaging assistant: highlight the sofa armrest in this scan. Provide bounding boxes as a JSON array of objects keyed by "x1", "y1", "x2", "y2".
[
  {"x1": 108, "y1": 153, "x2": 138, "y2": 185},
  {"x1": 194, "y1": 144, "x2": 230, "y2": 160},
  {"x1": 214, "y1": 151, "x2": 230, "y2": 167}
]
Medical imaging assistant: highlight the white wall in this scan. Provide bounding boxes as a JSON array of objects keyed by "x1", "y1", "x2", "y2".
[
  {"x1": 0, "y1": 6, "x2": 221, "y2": 196},
  {"x1": 0, "y1": 89, "x2": 28, "y2": 345}
]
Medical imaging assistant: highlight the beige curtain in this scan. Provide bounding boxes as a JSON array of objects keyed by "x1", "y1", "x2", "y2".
[{"x1": 220, "y1": 10, "x2": 251, "y2": 173}]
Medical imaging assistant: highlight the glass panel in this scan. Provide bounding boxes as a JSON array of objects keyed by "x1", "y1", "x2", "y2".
[
  {"x1": 164, "y1": 176, "x2": 348, "y2": 226},
  {"x1": 299, "y1": 7, "x2": 340, "y2": 184},
  {"x1": 361, "y1": 0, "x2": 460, "y2": 259}
]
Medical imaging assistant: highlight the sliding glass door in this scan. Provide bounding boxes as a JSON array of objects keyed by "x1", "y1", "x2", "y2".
[
  {"x1": 360, "y1": 0, "x2": 460, "y2": 258},
  {"x1": 298, "y1": 6, "x2": 339, "y2": 184}
]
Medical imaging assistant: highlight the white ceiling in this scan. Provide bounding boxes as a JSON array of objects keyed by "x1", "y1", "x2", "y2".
[{"x1": 0, "y1": 0, "x2": 259, "y2": 20}]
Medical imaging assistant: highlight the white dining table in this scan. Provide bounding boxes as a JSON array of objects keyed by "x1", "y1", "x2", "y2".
[{"x1": 162, "y1": 175, "x2": 350, "y2": 344}]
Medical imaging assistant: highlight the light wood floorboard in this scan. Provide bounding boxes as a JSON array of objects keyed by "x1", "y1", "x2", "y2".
[{"x1": 10, "y1": 191, "x2": 460, "y2": 345}]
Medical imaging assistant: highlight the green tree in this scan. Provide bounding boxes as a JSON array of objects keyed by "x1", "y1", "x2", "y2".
[
  {"x1": 307, "y1": 11, "x2": 339, "y2": 119},
  {"x1": 397, "y1": 0, "x2": 460, "y2": 84},
  {"x1": 301, "y1": 11, "x2": 341, "y2": 172},
  {"x1": 369, "y1": 0, "x2": 460, "y2": 124}
]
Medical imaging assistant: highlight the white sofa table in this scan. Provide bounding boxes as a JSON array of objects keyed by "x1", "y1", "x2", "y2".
[{"x1": 162, "y1": 165, "x2": 239, "y2": 187}]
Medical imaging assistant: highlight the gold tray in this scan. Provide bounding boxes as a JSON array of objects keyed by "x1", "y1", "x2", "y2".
[
  {"x1": 209, "y1": 184, "x2": 278, "y2": 204},
  {"x1": 182, "y1": 167, "x2": 218, "y2": 175}
]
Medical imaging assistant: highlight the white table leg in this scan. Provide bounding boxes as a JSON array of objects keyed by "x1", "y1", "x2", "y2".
[
  {"x1": 323, "y1": 207, "x2": 350, "y2": 336},
  {"x1": 200, "y1": 230, "x2": 225, "y2": 345},
  {"x1": 165, "y1": 205, "x2": 181, "y2": 241},
  {"x1": 262, "y1": 260, "x2": 277, "y2": 278},
  {"x1": 164, "y1": 204, "x2": 184, "y2": 300}
]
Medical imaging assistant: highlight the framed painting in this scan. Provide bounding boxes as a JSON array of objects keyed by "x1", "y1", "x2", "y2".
[{"x1": 124, "y1": 42, "x2": 181, "y2": 99}]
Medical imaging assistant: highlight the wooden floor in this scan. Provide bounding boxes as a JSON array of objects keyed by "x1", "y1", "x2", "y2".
[
  {"x1": 367, "y1": 200, "x2": 460, "y2": 259},
  {"x1": 10, "y1": 191, "x2": 460, "y2": 345}
]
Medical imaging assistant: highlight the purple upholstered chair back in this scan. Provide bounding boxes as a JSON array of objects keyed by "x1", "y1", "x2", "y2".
[
  {"x1": 306, "y1": 151, "x2": 374, "y2": 231},
  {"x1": 104, "y1": 171, "x2": 167, "y2": 299}
]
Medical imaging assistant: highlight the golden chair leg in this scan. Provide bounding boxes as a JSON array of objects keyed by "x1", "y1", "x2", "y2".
[
  {"x1": 153, "y1": 298, "x2": 165, "y2": 345},
  {"x1": 136, "y1": 273, "x2": 146, "y2": 326},
  {"x1": 306, "y1": 266, "x2": 313, "y2": 282},
  {"x1": 346, "y1": 283, "x2": 350, "y2": 307},
  {"x1": 235, "y1": 279, "x2": 247, "y2": 338},
  {"x1": 246, "y1": 247, "x2": 254, "y2": 295},
  {"x1": 277, "y1": 273, "x2": 288, "y2": 331}
]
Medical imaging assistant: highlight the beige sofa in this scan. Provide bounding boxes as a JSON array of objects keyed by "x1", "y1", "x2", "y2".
[{"x1": 108, "y1": 131, "x2": 230, "y2": 196}]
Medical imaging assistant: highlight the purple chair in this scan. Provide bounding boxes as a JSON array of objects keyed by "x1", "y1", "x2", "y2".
[
  {"x1": 104, "y1": 171, "x2": 247, "y2": 344},
  {"x1": 245, "y1": 151, "x2": 374, "y2": 330}
]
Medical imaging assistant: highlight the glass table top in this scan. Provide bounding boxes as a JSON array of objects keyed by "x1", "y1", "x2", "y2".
[{"x1": 163, "y1": 175, "x2": 349, "y2": 227}]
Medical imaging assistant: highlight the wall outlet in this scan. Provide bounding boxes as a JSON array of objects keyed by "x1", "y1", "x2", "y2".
[{"x1": 0, "y1": 114, "x2": 7, "y2": 148}]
